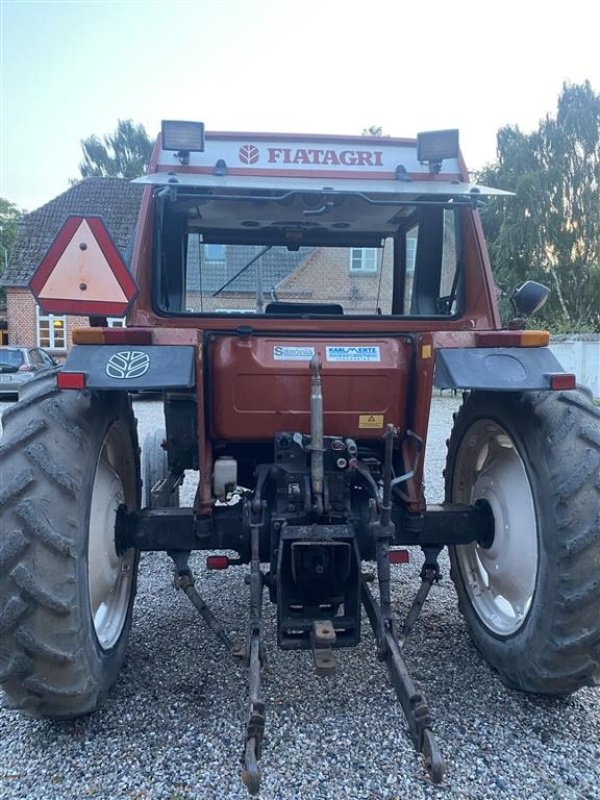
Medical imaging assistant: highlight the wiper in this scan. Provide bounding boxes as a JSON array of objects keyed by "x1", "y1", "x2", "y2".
[{"x1": 212, "y1": 245, "x2": 272, "y2": 297}]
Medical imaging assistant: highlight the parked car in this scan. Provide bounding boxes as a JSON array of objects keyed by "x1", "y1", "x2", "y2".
[{"x1": 0, "y1": 346, "x2": 57, "y2": 399}]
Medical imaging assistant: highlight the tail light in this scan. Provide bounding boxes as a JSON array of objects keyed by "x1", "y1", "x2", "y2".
[
  {"x1": 57, "y1": 372, "x2": 86, "y2": 390},
  {"x1": 206, "y1": 556, "x2": 231, "y2": 570},
  {"x1": 549, "y1": 373, "x2": 576, "y2": 391},
  {"x1": 389, "y1": 549, "x2": 410, "y2": 564}
]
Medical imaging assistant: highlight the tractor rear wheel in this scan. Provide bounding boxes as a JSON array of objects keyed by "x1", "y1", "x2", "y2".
[
  {"x1": 141, "y1": 428, "x2": 179, "y2": 508},
  {"x1": 0, "y1": 372, "x2": 140, "y2": 717},
  {"x1": 445, "y1": 389, "x2": 600, "y2": 694}
]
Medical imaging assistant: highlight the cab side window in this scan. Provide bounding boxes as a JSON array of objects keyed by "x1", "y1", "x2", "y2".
[{"x1": 402, "y1": 207, "x2": 462, "y2": 317}]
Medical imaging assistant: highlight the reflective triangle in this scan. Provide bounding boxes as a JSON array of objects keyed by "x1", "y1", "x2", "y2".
[{"x1": 38, "y1": 219, "x2": 128, "y2": 303}]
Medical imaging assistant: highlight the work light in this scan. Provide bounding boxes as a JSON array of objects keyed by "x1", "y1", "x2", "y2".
[
  {"x1": 161, "y1": 120, "x2": 205, "y2": 153},
  {"x1": 417, "y1": 129, "x2": 459, "y2": 173}
]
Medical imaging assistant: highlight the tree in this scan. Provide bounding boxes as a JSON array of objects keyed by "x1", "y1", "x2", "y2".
[
  {"x1": 0, "y1": 197, "x2": 24, "y2": 295},
  {"x1": 478, "y1": 81, "x2": 600, "y2": 331},
  {"x1": 362, "y1": 125, "x2": 384, "y2": 136},
  {"x1": 77, "y1": 119, "x2": 154, "y2": 179}
]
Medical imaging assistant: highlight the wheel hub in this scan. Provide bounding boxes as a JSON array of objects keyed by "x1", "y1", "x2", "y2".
[
  {"x1": 88, "y1": 433, "x2": 135, "y2": 650},
  {"x1": 455, "y1": 422, "x2": 538, "y2": 636}
]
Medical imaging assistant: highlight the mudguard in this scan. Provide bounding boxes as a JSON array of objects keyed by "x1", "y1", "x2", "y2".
[
  {"x1": 60, "y1": 345, "x2": 195, "y2": 390},
  {"x1": 434, "y1": 346, "x2": 567, "y2": 391}
]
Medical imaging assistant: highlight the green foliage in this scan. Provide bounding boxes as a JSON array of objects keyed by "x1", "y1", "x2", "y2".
[
  {"x1": 478, "y1": 81, "x2": 600, "y2": 332},
  {"x1": 77, "y1": 119, "x2": 154, "y2": 179},
  {"x1": 362, "y1": 125, "x2": 384, "y2": 136},
  {"x1": 0, "y1": 197, "x2": 24, "y2": 301}
]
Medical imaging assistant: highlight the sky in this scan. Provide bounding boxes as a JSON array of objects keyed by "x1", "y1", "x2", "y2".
[{"x1": 1, "y1": 0, "x2": 599, "y2": 212}]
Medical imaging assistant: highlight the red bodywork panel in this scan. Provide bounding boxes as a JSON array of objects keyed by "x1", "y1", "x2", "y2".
[{"x1": 209, "y1": 336, "x2": 412, "y2": 441}]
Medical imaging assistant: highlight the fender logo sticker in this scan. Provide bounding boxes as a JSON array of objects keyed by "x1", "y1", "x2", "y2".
[
  {"x1": 359, "y1": 414, "x2": 384, "y2": 429},
  {"x1": 326, "y1": 346, "x2": 380, "y2": 362}
]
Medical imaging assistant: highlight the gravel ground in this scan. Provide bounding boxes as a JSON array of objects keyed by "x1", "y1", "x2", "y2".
[{"x1": 1, "y1": 393, "x2": 599, "y2": 800}]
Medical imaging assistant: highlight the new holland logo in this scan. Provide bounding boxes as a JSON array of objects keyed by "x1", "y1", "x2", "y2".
[
  {"x1": 106, "y1": 351, "x2": 150, "y2": 379},
  {"x1": 239, "y1": 144, "x2": 260, "y2": 165}
]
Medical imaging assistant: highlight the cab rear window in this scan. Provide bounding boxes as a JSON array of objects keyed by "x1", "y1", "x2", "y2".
[{"x1": 154, "y1": 194, "x2": 464, "y2": 319}]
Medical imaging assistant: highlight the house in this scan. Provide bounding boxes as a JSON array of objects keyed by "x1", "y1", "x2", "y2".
[
  {"x1": 185, "y1": 239, "x2": 398, "y2": 315},
  {"x1": 1, "y1": 178, "x2": 143, "y2": 357}
]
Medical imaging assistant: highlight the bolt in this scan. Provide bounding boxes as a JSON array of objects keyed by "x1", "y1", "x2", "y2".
[
  {"x1": 79, "y1": 242, "x2": 87, "y2": 251},
  {"x1": 79, "y1": 282, "x2": 87, "y2": 291}
]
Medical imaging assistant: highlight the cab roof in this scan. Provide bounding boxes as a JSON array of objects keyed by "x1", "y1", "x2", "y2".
[{"x1": 134, "y1": 128, "x2": 510, "y2": 247}]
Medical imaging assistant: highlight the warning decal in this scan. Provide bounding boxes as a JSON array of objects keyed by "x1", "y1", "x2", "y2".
[
  {"x1": 359, "y1": 414, "x2": 384, "y2": 429},
  {"x1": 326, "y1": 346, "x2": 380, "y2": 362}
]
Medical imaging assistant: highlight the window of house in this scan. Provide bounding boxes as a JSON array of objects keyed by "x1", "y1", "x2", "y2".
[
  {"x1": 204, "y1": 244, "x2": 226, "y2": 263},
  {"x1": 36, "y1": 307, "x2": 67, "y2": 350},
  {"x1": 349, "y1": 248, "x2": 378, "y2": 273}
]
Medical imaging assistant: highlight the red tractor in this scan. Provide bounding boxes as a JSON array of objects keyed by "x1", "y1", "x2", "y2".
[{"x1": 1, "y1": 123, "x2": 599, "y2": 792}]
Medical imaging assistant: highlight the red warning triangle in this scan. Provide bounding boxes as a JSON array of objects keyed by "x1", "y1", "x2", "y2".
[{"x1": 29, "y1": 215, "x2": 138, "y2": 316}]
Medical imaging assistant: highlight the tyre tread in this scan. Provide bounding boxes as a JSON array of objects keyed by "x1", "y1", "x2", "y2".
[
  {"x1": 14, "y1": 626, "x2": 77, "y2": 664},
  {"x1": 25, "y1": 442, "x2": 80, "y2": 497},
  {"x1": 16, "y1": 500, "x2": 73, "y2": 556},
  {"x1": 9, "y1": 564, "x2": 72, "y2": 614}
]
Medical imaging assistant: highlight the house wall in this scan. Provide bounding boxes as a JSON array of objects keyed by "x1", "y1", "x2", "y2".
[
  {"x1": 6, "y1": 289, "x2": 37, "y2": 348},
  {"x1": 278, "y1": 248, "x2": 395, "y2": 313},
  {"x1": 6, "y1": 288, "x2": 88, "y2": 359}
]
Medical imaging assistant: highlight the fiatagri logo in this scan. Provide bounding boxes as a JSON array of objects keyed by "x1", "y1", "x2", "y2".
[{"x1": 239, "y1": 144, "x2": 383, "y2": 167}]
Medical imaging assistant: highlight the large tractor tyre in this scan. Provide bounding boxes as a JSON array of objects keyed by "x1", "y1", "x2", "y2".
[
  {"x1": 0, "y1": 372, "x2": 140, "y2": 718},
  {"x1": 141, "y1": 428, "x2": 179, "y2": 509},
  {"x1": 445, "y1": 389, "x2": 600, "y2": 695}
]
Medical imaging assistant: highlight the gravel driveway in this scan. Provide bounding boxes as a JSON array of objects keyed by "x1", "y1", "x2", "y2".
[{"x1": 1, "y1": 394, "x2": 598, "y2": 800}]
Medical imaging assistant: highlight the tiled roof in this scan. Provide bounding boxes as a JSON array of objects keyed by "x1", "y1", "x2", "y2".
[
  {"x1": 186, "y1": 241, "x2": 312, "y2": 294},
  {"x1": 1, "y1": 178, "x2": 144, "y2": 287}
]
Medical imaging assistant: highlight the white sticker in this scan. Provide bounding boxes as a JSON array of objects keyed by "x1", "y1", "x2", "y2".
[
  {"x1": 273, "y1": 345, "x2": 315, "y2": 361},
  {"x1": 326, "y1": 346, "x2": 381, "y2": 362}
]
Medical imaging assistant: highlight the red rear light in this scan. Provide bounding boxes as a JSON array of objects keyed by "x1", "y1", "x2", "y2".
[
  {"x1": 389, "y1": 549, "x2": 409, "y2": 564},
  {"x1": 104, "y1": 328, "x2": 153, "y2": 345},
  {"x1": 57, "y1": 372, "x2": 86, "y2": 390},
  {"x1": 549, "y1": 373, "x2": 577, "y2": 391},
  {"x1": 72, "y1": 327, "x2": 153, "y2": 345},
  {"x1": 206, "y1": 555, "x2": 230, "y2": 570}
]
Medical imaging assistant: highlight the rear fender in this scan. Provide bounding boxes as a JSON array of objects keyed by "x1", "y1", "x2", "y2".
[
  {"x1": 434, "y1": 346, "x2": 569, "y2": 391},
  {"x1": 60, "y1": 345, "x2": 196, "y2": 391}
]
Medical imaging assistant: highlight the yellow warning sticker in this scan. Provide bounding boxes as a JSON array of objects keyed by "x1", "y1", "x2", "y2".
[
  {"x1": 421, "y1": 344, "x2": 432, "y2": 359},
  {"x1": 359, "y1": 414, "x2": 384, "y2": 429}
]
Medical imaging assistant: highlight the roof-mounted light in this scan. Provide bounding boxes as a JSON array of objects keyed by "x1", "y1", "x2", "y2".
[
  {"x1": 417, "y1": 129, "x2": 459, "y2": 174},
  {"x1": 161, "y1": 120, "x2": 205, "y2": 165}
]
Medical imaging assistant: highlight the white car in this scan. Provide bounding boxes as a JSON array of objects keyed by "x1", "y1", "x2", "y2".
[{"x1": 0, "y1": 346, "x2": 57, "y2": 398}]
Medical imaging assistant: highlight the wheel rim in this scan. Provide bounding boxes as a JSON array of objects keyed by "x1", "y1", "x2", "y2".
[
  {"x1": 88, "y1": 423, "x2": 135, "y2": 650},
  {"x1": 453, "y1": 419, "x2": 538, "y2": 636}
]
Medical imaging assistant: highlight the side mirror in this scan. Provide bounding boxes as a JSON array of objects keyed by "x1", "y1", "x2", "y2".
[{"x1": 510, "y1": 280, "x2": 550, "y2": 318}]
